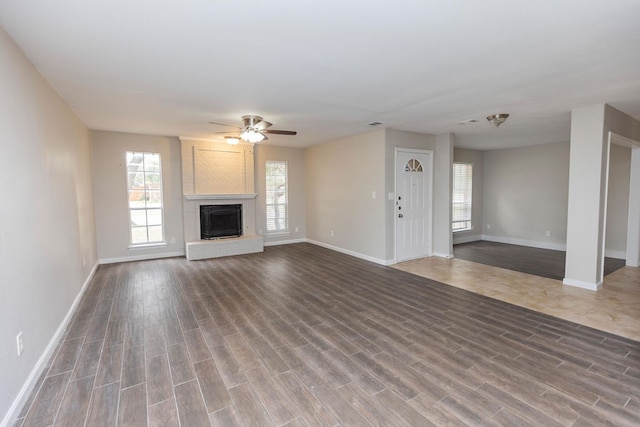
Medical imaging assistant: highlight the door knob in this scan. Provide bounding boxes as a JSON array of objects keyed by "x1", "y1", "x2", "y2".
[{"x1": 398, "y1": 213, "x2": 403, "y2": 218}]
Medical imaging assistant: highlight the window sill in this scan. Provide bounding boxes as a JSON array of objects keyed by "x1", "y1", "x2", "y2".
[
  {"x1": 128, "y1": 242, "x2": 167, "y2": 250},
  {"x1": 452, "y1": 228, "x2": 473, "y2": 233},
  {"x1": 266, "y1": 231, "x2": 290, "y2": 237}
]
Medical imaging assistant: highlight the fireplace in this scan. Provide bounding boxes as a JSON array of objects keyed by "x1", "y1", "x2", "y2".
[
  {"x1": 200, "y1": 204, "x2": 242, "y2": 239},
  {"x1": 181, "y1": 136, "x2": 263, "y2": 260}
]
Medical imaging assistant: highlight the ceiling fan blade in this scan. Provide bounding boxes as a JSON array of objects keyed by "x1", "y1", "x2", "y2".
[
  {"x1": 263, "y1": 130, "x2": 297, "y2": 135},
  {"x1": 209, "y1": 121, "x2": 240, "y2": 129},
  {"x1": 255, "y1": 120, "x2": 273, "y2": 130},
  {"x1": 214, "y1": 131, "x2": 240, "y2": 135}
]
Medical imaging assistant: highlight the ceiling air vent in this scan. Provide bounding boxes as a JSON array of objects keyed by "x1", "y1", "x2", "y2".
[
  {"x1": 457, "y1": 119, "x2": 478, "y2": 125},
  {"x1": 368, "y1": 121, "x2": 383, "y2": 126}
]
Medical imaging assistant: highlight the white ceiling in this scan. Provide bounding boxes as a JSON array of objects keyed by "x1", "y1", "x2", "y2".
[{"x1": 1, "y1": 1, "x2": 639, "y2": 150}]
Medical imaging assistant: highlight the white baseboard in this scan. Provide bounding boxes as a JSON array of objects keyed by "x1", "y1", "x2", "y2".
[
  {"x1": 306, "y1": 239, "x2": 393, "y2": 266},
  {"x1": 562, "y1": 277, "x2": 602, "y2": 291},
  {"x1": 452, "y1": 233, "x2": 482, "y2": 245},
  {"x1": 481, "y1": 234, "x2": 566, "y2": 252},
  {"x1": 99, "y1": 250, "x2": 185, "y2": 264},
  {"x1": 432, "y1": 252, "x2": 454, "y2": 259},
  {"x1": 1, "y1": 262, "x2": 99, "y2": 427},
  {"x1": 264, "y1": 238, "x2": 307, "y2": 247},
  {"x1": 481, "y1": 234, "x2": 627, "y2": 260},
  {"x1": 604, "y1": 249, "x2": 626, "y2": 259}
]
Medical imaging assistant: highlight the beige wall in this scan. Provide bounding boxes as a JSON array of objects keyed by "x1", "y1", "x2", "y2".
[
  {"x1": 606, "y1": 143, "x2": 631, "y2": 256},
  {"x1": 563, "y1": 104, "x2": 640, "y2": 288},
  {"x1": 254, "y1": 145, "x2": 306, "y2": 244},
  {"x1": 306, "y1": 130, "x2": 387, "y2": 262},
  {"x1": 482, "y1": 141, "x2": 630, "y2": 256},
  {"x1": 433, "y1": 134, "x2": 454, "y2": 257},
  {"x1": 93, "y1": 134, "x2": 307, "y2": 257},
  {"x1": 453, "y1": 148, "x2": 484, "y2": 243},
  {"x1": 91, "y1": 131, "x2": 184, "y2": 262},
  {"x1": 0, "y1": 28, "x2": 97, "y2": 421},
  {"x1": 483, "y1": 142, "x2": 571, "y2": 249}
]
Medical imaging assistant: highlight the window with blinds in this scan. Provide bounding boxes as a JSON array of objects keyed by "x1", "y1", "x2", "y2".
[
  {"x1": 126, "y1": 151, "x2": 165, "y2": 245},
  {"x1": 452, "y1": 162, "x2": 473, "y2": 231},
  {"x1": 266, "y1": 161, "x2": 288, "y2": 234}
]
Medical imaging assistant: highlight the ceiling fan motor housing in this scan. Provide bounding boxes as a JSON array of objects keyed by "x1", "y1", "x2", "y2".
[
  {"x1": 212, "y1": 115, "x2": 296, "y2": 143},
  {"x1": 242, "y1": 115, "x2": 264, "y2": 130}
]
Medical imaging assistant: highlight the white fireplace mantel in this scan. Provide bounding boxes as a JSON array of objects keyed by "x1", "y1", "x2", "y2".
[{"x1": 184, "y1": 193, "x2": 257, "y2": 201}]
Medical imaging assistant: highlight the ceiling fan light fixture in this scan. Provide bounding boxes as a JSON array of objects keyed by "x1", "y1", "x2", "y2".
[
  {"x1": 211, "y1": 115, "x2": 294, "y2": 143},
  {"x1": 241, "y1": 130, "x2": 265, "y2": 143},
  {"x1": 487, "y1": 113, "x2": 509, "y2": 127}
]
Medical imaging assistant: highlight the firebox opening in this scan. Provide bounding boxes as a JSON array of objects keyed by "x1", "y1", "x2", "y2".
[{"x1": 200, "y1": 204, "x2": 242, "y2": 240}]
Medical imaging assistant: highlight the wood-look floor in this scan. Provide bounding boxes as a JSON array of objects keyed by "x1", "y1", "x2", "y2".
[
  {"x1": 14, "y1": 243, "x2": 640, "y2": 426},
  {"x1": 453, "y1": 241, "x2": 626, "y2": 280}
]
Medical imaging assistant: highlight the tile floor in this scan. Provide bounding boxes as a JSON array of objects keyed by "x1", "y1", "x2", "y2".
[{"x1": 393, "y1": 257, "x2": 640, "y2": 341}]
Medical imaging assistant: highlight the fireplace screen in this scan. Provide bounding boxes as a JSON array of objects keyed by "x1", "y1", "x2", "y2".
[{"x1": 200, "y1": 204, "x2": 242, "y2": 239}]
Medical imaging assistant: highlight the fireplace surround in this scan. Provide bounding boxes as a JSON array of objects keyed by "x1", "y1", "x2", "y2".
[
  {"x1": 180, "y1": 138, "x2": 264, "y2": 260},
  {"x1": 183, "y1": 194, "x2": 263, "y2": 260}
]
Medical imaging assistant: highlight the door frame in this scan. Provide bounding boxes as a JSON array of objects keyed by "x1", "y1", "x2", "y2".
[{"x1": 394, "y1": 147, "x2": 434, "y2": 262}]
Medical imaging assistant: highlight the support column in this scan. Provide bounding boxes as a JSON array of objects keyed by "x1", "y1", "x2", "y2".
[
  {"x1": 626, "y1": 147, "x2": 640, "y2": 266},
  {"x1": 432, "y1": 133, "x2": 453, "y2": 258},
  {"x1": 564, "y1": 105, "x2": 609, "y2": 290}
]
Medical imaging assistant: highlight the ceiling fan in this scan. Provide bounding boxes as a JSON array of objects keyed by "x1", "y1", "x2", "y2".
[{"x1": 209, "y1": 115, "x2": 297, "y2": 144}]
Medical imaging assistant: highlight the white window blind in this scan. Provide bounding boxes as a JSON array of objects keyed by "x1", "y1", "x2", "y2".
[
  {"x1": 452, "y1": 162, "x2": 473, "y2": 231},
  {"x1": 266, "y1": 161, "x2": 288, "y2": 233},
  {"x1": 126, "y1": 152, "x2": 165, "y2": 245}
]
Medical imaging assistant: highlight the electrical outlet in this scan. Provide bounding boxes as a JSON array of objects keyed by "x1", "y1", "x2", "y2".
[
  {"x1": 330, "y1": 230, "x2": 335, "y2": 237},
  {"x1": 82, "y1": 256, "x2": 86, "y2": 267},
  {"x1": 295, "y1": 226, "x2": 299, "y2": 233},
  {"x1": 545, "y1": 230, "x2": 551, "y2": 237},
  {"x1": 170, "y1": 237, "x2": 176, "y2": 244},
  {"x1": 258, "y1": 229, "x2": 263, "y2": 235},
  {"x1": 371, "y1": 191, "x2": 376, "y2": 199},
  {"x1": 17, "y1": 332, "x2": 23, "y2": 356},
  {"x1": 487, "y1": 224, "x2": 491, "y2": 230},
  {"x1": 388, "y1": 192, "x2": 394, "y2": 201}
]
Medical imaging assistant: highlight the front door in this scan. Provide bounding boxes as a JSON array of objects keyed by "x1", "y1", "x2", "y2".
[{"x1": 395, "y1": 149, "x2": 432, "y2": 262}]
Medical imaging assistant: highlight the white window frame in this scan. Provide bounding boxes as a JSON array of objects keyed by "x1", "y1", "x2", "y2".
[
  {"x1": 452, "y1": 162, "x2": 473, "y2": 232},
  {"x1": 126, "y1": 151, "x2": 165, "y2": 247},
  {"x1": 265, "y1": 160, "x2": 289, "y2": 235}
]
